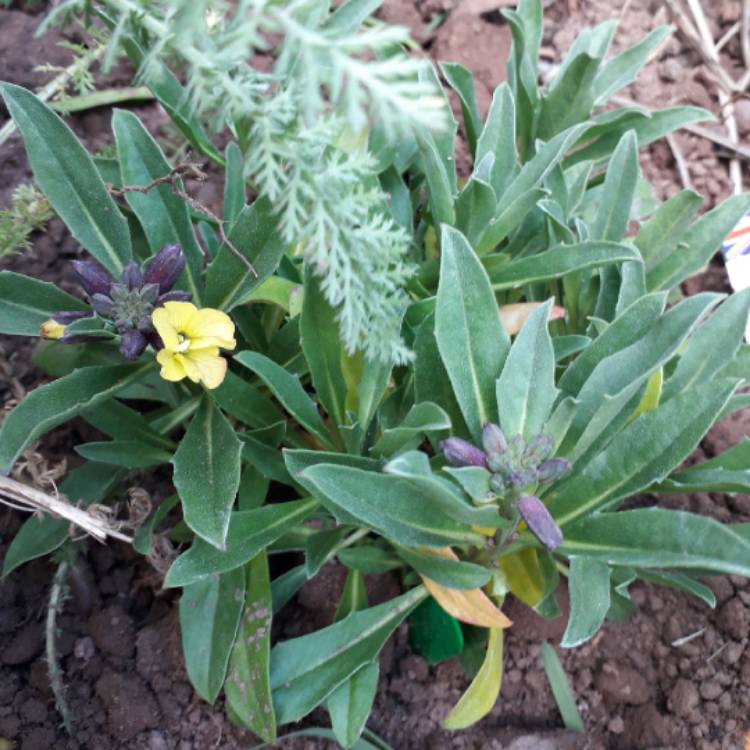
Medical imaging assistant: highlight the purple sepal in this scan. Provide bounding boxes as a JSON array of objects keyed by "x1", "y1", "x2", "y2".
[
  {"x1": 119, "y1": 329, "x2": 148, "y2": 360},
  {"x1": 72, "y1": 260, "x2": 112, "y2": 297},
  {"x1": 537, "y1": 458, "x2": 571, "y2": 484},
  {"x1": 52, "y1": 310, "x2": 91, "y2": 325},
  {"x1": 90, "y1": 293, "x2": 115, "y2": 317},
  {"x1": 143, "y1": 244, "x2": 186, "y2": 294},
  {"x1": 121, "y1": 261, "x2": 143, "y2": 290},
  {"x1": 157, "y1": 289, "x2": 192, "y2": 304},
  {"x1": 517, "y1": 495, "x2": 563, "y2": 551},
  {"x1": 440, "y1": 438, "x2": 489, "y2": 469}
]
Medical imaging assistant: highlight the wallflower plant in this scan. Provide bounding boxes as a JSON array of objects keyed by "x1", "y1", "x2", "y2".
[{"x1": 1, "y1": 0, "x2": 750, "y2": 745}]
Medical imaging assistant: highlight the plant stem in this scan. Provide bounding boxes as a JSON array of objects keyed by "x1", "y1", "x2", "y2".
[
  {"x1": 47, "y1": 561, "x2": 72, "y2": 735},
  {"x1": 52, "y1": 85, "x2": 154, "y2": 113}
]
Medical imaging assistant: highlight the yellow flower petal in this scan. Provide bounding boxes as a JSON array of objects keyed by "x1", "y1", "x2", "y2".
[
  {"x1": 152, "y1": 307, "x2": 180, "y2": 350},
  {"x1": 156, "y1": 349, "x2": 187, "y2": 382},
  {"x1": 185, "y1": 308, "x2": 236, "y2": 351},
  {"x1": 39, "y1": 319, "x2": 65, "y2": 340},
  {"x1": 178, "y1": 352, "x2": 202, "y2": 384},
  {"x1": 187, "y1": 348, "x2": 228, "y2": 389},
  {"x1": 163, "y1": 301, "x2": 199, "y2": 331}
]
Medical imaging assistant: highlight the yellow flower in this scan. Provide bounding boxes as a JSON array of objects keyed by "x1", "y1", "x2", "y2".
[
  {"x1": 39, "y1": 319, "x2": 66, "y2": 340},
  {"x1": 152, "y1": 301, "x2": 236, "y2": 389}
]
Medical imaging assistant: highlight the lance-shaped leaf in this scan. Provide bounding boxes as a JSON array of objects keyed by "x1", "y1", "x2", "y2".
[
  {"x1": 225, "y1": 552, "x2": 276, "y2": 743},
  {"x1": 422, "y1": 575, "x2": 512, "y2": 629},
  {"x1": 436, "y1": 226, "x2": 508, "y2": 442},
  {"x1": 0, "y1": 83, "x2": 131, "y2": 275},
  {"x1": 443, "y1": 627, "x2": 504, "y2": 730},
  {"x1": 440, "y1": 62, "x2": 482, "y2": 158},
  {"x1": 372, "y1": 402, "x2": 451, "y2": 457},
  {"x1": 476, "y1": 83, "x2": 517, "y2": 197},
  {"x1": 165, "y1": 499, "x2": 318, "y2": 587},
  {"x1": 112, "y1": 108, "x2": 204, "y2": 300},
  {"x1": 180, "y1": 567, "x2": 245, "y2": 703},
  {"x1": 172, "y1": 398, "x2": 242, "y2": 549},
  {"x1": 297, "y1": 463, "x2": 484, "y2": 547},
  {"x1": 396, "y1": 546, "x2": 491, "y2": 590},
  {"x1": 560, "y1": 508, "x2": 750, "y2": 577},
  {"x1": 496, "y1": 300, "x2": 557, "y2": 440},
  {"x1": 270, "y1": 587, "x2": 427, "y2": 724},
  {"x1": 0, "y1": 272, "x2": 88, "y2": 336},
  {"x1": 236, "y1": 351, "x2": 334, "y2": 448},
  {"x1": 0, "y1": 363, "x2": 152, "y2": 473},
  {"x1": 560, "y1": 557, "x2": 611, "y2": 648},
  {"x1": 75, "y1": 440, "x2": 173, "y2": 469},
  {"x1": 541, "y1": 643, "x2": 583, "y2": 732},
  {"x1": 551, "y1": 378, "x2": 737, "y2": 526}
]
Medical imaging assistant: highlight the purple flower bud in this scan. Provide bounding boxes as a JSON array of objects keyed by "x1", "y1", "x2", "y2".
[
  {"x1": 119, "y1": 329, "x2": 147, "y2": 360},
  {"x1": 90, "y1": 293, "x2": 115, "y2": 317},
  {"x1": 506, "y1": 469, "x2": 536, "y2": 490},
  {"x1": 143, "y1": 244, "x2": 186, "y2": 294},
  {"x1": 121, "y1": 261, "x2": 143, "y2": 290},
  {"x1": 537, "y1": 458, "x2": 571, "y2": 484},
  {"x1": 440, "y1": 438, "x2": 489, "y2": 469},
  {"x1": 481, "y1": 422, "x2": 507, "y2": 460},
  {"x1": 524, "y1": 434, "x2": 554, "y2": 465},
  {"x1": 72, "y1": 260, "x2": 112, "y2": 297},
  {"x1": 52, "y1": 310, "x2": 91, "y2": 325},
  {"x1": 156, "y1": 289, "x2": 192, "y2": 304},
  {"x1": 517, "y1": 495, "x2": 563, "y2": 551}
]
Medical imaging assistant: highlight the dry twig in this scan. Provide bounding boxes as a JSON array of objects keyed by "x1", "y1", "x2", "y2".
[{"x1": 666, "y1": 133, "x2": 693, "y2": 188}]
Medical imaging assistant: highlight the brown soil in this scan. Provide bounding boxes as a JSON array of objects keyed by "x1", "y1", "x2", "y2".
[{"x1": 2, "y1": 2, "x2": 750, "y2": 749}]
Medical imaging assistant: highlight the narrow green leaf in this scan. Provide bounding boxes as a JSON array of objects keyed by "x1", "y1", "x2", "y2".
[
  {"x1": 133, "y1": 494, "x2": 179, "y2": 555},
  {"x1": 476, "y1": 84, "x2": 517, "y2": 197},
  {"x1": 180, "y1": 567, "x2": 245, "y2": 703},
  {"x1": 1, "y1": 83, "x2": 131, "y2": 275},
  {"x1": 560, "y1": 508, "x2": 750, "y2": 577},
  {"x1": 0, "y1": 272, "x2": 87, "y2": 336},
  {"x1": 172, "y1": 398, "x2": 242, "y2": 549},
  {"x1": 476, "y1": 187, "x2": 546, "y2": 255},
  {"x1": 236, "y1": 351, "x2": 333, "y2": 448},
  {"x1": 440, "y1": 62, "x2": 482, "y2": 159},
  {"x1": 270, "y1": 587, "x2": 427, "y2": 724},
  {"x1": 0, "y1": 363, "x2": 152, "y2": 472},
  {"x1": 75, "y1": 440, "x2": 172, "y2": 469},
  {"x1": 541, "y1": 642, "x2": 583, "y2": 732},
  {"x1": 112, "y1": 108, "x2": 203, "y2": 299},
  {"x1": 164, "y1": 499, "x2": 318, "y2": 587},
  {"x1": 637, "y1": 570, "x2": 716, "y2": 608},
  {"x1": 225, "y1": 551, "x2": 276, "y2": 742},
  {"x1": 210, "y1": 370, "x2": 284, "y2": 429},
  {"x1": 455, "y1": 177, "x2": 497, "y2": 249},
  {"x1": 417, "y1": 130, "x2": 456, "y2": 226},
  {"x1": 488, "y1": 241, "x2": 639, "y2": 289},
  {"x1": 436, "y1": 226, "x2": 509, "y2": 442},
  {"x1": 495, "y1": 300, "x2": 557, "y2": 440},
  {"x1": 372, "y1": 402, "x2": 451, "y2": 457},
  {"x1": 223, "y1": 141, "x2": 245, "y2": 223},
  {"x1": 327, "y1": 663, "x2": 379, "y2": 749},
  {"x1": 338, "y1": 546, "x2": 404, "y2": 574},
  {"x1": 396, "y1": 546, "x2": 490, "y2": 590},
  {"x1": 561, "y1": 557, "x2": 611, "y2": 648}
]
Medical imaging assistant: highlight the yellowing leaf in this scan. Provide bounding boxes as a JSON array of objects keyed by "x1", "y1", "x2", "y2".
[
  {"x1": 629, "y1": 366, "x2": 663, "y2": 424},
  {"x1": 500, "y1": 548, "x2": 545, "y2": 607},
  {"x1": 419, "y1": 548, "x2": 512, "y2": 628},
  {"x1": 499, "y1": 302, "x2": 565, "y2": 335},
  {"x1": 443, "y1": 627, "x2": 504, "y2": 730}
]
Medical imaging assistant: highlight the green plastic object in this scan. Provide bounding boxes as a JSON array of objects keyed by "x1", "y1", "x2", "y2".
[{"x1": 408, "y1": 596, "x2": 464, "y2": 664}]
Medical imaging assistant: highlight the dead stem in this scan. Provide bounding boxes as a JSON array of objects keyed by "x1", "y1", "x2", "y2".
[{"x1": 47, "y1": 561, "x2": 72, "y2": 735}]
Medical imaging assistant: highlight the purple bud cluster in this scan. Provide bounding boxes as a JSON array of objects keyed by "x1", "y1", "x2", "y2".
[
  {"x1": 440, "y1": 422, "x2": 569, "y2": 550},
  {"x1": 53, "y1": 245, "x2": 190, "y2": 360}
]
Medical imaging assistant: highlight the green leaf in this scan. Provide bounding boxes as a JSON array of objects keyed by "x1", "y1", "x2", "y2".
[
  {"x1": 300, "y1": 268, "x2": 347, "y2": 429},
  {"x1": 395, "y1": 546, "x2": 490, "y2": 590},
  {"x1": 225, "y1": 551, "x2": 276, "y2": 743},
  {"x1": 487, "y1": 241, "x2": 639, "y2": 289},
  {"x1": 538, "y1": 53, "x2": 600, "y2": 140},
  {"x1": 560, "y1": 508, "x2": 750, "y2": 577},
  {"x1": 172, "y1": 397, "x2": 242, "y2": 549},
  {"x1": 180, "y1": 567, "x2": 245, "y2": 703},
  {"x1": 210, "y1": 370, "x2": 284, "y2": 429},
  {"x1": 112, "y1": 109, "x2": 204, "y2": 300},
  {"x1": 440, "y1": 62, "x2": 482, "y2": 159},
  {"x1": 82, "y1": 398, "x2": 172, "y2": 449},
  {"x1": 653, "y1": 438, "x2": 750, "y2": 495},
  {"x1": 443, "y1": 627, "x2": 504, "y2": 730},
  {"x1": 297, "y1": 464, "x2": 483, "y2": 547},
  {"x1": 495, "y1": 300, "x2": 557, "y2": 440},
  {"x1": 647, "y1": 193, "x2": 750, "y2": 291},
  {"x1": 236, "y1": 351, "x2": 333, "y2": 448},
  {"x1": 305, "y1": 528, "x2": 347, "y2": 578},
  {"x1": 223, "y1": 141, "x2": 245, "y2": 223},
  {"x1": 541, "y1": 642, "x2": 583, "y2": 732},
  {"x1": 2, "y1": 462, "x2": 123, "y2": 576},
  {"x1": 204, "y1": 199, "x2": 287, "y2": 311},
  {"x1": 0, "y1": 83, "x2": 131, "y2": 275},
  {"x1": 560, "y1": 557, "x2": 611, "y2": 648},
  {"x1": 551, "y1": 378, "x2": 737, "y2": 526},
  {"x1": 372, "y1": 402, "x2": 451, "y2": 457},
  {"x1": 0, "y1": 363, "x2": 152, "y2": 473},
  {"x1": 327, "y1": 663, "x2": 379, "y2": 749},
  {"x1": 0, "y1": 272, "x2": 88, "y2": 336},
  {"x1": 637, "y1": 570, "x2": 716, "y2": 608},
  {"x1": 75, "y1": 440, "x2": 172, "y2": 469},
  {"x1": 164, "y1": 499, "x2": 318, "y2": 587},
  {"x1": 338, "y1": 546, "x2": 403, "y2": 574},
  {"x1": 476, "y1": 84, "x2": 517, "y2": 197},
  {"x1": 455, "y1": 177, "x2": 497, "y2": 249},
  {"x1": 635, "y1": 190, "x2": 703, "y2": 272},
  {"x1": 662, "y1": 289, "x2": 750, "y2": 401},
  {"x1": 417, "y1": 130, "x2": 456, "y2": 226},
  {"x1": 476, "y1": 188, "x2": 546, "y2": 255},
  {"x1": 133, "y1": 494, "x2": 179, "y2": 555},
  {"x1": 593, "y1": 26, "x2": 672, "y2": 104},
  {"x1": 436, "y1": 226, "x2": 509, "y2": 442},
  {"x1": 270, "y1": 587, "x2": 427, "y2": 724}
]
